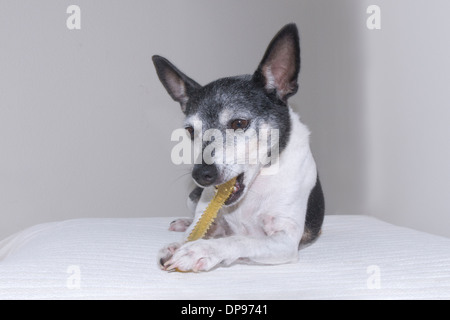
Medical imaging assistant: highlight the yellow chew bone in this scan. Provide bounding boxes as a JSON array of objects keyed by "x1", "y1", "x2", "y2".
[{"x1": 186, "y1": 177, "x2": 237, "y2": 242}]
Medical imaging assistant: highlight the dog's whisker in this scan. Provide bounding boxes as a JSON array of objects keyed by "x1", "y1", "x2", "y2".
[{"x1": 169, "y1": 170, "x2": 193, "y2": 186}]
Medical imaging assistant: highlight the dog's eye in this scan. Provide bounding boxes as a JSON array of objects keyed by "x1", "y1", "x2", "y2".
[
  {"x1": 230, "y1": 119, "x2": 249, "y2": 130},
  {"x1": 185, "y1": 126, "x2": 194, "y2": 139}
]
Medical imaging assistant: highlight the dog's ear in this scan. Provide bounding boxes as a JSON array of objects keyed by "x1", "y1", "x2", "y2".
[
  {"x1": 253, "y1": 23, "x2": 300, "y2": 103},
  {"x1": 152, "y1": 55, "x2": 201, "y2": 113}
]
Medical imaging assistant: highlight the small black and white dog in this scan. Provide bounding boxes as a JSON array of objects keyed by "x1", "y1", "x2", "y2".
[{"x1": 153, "y1": 23, "x2": 324, "y2": 272}]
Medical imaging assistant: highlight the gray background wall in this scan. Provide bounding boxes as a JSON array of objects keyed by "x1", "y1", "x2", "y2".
[
  {"x1": 365, "y1": 0, "x2": 450, "y2": 238},
  {"x1": 0, "y1": 1, "x2": 449, "y2": 239}
]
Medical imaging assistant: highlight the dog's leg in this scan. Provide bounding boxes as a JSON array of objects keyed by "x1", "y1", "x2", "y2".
[
  {"x1": 168, "y1": 186, "x2": 204, "y2": 232},
  {"x1": 187, "y1": 186, "x2": 203, "y2": 213},
  {"x1": 163, "y1": 215, "x2": 304, "y2": 272},
  {"x1": 159, "y1": 187, "x2": 226, "y2": 269}
]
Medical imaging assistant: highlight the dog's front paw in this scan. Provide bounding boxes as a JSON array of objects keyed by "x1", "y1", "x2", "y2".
[
  {"x1": 163, "y1": 240, "x2": 222, "y2": 272},
  {"x1": 158, "y1": 242, "x2": 182, "y2": 269},
  {"x1": 169, "y1": 218, "x2": 193, "y2": 232}
]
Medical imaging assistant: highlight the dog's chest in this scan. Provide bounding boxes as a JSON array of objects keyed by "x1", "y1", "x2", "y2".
[
  {"x1": 222, "y1": 204, "x2": 265, "y2": 236},
  {"x1": 220, "y1": 179, "x2": 278, "y2": 236}
]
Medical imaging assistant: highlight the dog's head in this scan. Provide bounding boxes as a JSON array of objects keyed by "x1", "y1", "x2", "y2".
[{"x1": 153, "y1": 24, "x2": 300, "y2": 206}]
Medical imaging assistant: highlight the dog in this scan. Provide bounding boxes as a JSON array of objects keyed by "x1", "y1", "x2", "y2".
[{"x1": 153, "y1": 23, "x2": 324, "y2": 272}]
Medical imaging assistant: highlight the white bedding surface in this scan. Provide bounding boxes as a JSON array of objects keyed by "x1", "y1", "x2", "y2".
[{"x1": 0, "y1": 215, "x2": 449, "y2": 300}]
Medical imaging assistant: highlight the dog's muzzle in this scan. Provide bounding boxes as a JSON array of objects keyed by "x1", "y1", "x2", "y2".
[{"x1": 222, "y1": 173, "x2": 245, "y2": 206}]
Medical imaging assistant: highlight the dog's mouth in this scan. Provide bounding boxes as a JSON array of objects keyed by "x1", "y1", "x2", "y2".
[{"x1": 215, "y1": 173, "x2": 245, "y2": 206}]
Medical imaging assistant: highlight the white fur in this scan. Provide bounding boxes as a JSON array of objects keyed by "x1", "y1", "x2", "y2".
[
  {"x1": 183, "y1": 114, "x2": 201, "y2": 129},
  {"x1": 160, "y1": 107, "x2": 318, "y2": 271},
  {"x1": 264, "y1": 65, "x2": 277, "y2": 91},
  {"x1": 218, "y1": 109, "x2": 233, "y2": 126}
]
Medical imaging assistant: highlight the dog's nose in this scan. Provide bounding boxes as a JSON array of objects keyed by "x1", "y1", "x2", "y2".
[{"x1": 192, "y1": 164, "x2": 218, "y2": 187}]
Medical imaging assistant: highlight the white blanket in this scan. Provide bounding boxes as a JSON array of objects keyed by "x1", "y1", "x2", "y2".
[{"x1": 0, "y1": 215, "x2": 449, "y2": 299}]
